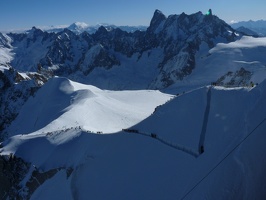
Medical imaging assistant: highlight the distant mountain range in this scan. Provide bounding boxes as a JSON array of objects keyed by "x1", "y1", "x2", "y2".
[
  {"x1": 3, "y1": 22, "x2": 147, "y2": 34},
  {"x1": 42, "y1": 22, "x2": 147, "y2": 34},
  {"x1": 1, "y1": 10, "x2": 245, "y2": 90},
  {"x1": 2, "y1": 9, "x2": 266, "y2": 135},
  {"x1": 231, "y1": 20, "x2": 266, "y2": 36}
]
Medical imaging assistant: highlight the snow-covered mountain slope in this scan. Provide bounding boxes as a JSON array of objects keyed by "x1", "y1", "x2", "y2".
[
  {"x1": 1, "y1": 79, "x2": 266, "y2": 199},
  {"x1": 235, "y1": 26, "x2": 259, "y2": 37},
  {"x1": 4, "y1": 32, "x2": 266, "y2": 92},
  {"x1": 6, "y1": 76, "x2": 173, "y2": 136},
  {"x1": 2, "y1": 9, "x2": 247, "y2": 90},
  {"x1": 0, "y1": 66, "x2": 49, "y2": 137},
  {"x1": 0, "y1": 33, "x2": 13, "y2": 65},
  {"x1": 0, "y1": 35, "x2": 49, "y2": 136},
  {"x1": 1, "y1": 9, "x2": 266, "y2": 199},
  {"x1": 231, "y1": 20, "x2": 266, "y2": 36},
  {"x1": 3, "y1": 10, "x2": 265, "y2": 91},
  {"x1": 168, "y1": 36, "x2": 266, "y2": 90}
]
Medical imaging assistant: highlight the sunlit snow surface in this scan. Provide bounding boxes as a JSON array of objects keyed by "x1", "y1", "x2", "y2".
[
  {"x1": 168, "y1": 36, "x2": 266, "y2": 91},
  {"x1": 6, "y1": 77, "x2": 173, "y2": 135},
  {"x1": 1, "y1": 78, "x2": 266, "y2": 199},
  {"x1": 1, "y1": 36, "x2": 266, "y2": 199}
]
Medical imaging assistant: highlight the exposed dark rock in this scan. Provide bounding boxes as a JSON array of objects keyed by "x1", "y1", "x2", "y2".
[
  {"x1": 216, "y1": 67, "x2": 252, "y2": 87},
  {"x1": 25, "y1": 167, "x2": 69, "y2": 198},
  {"x1": 0, "y1": 154, "x2": 30, "y2": 199},
  {"x1": 147, "y1": 9, "x2": 167, "y2": 33},
  {"x1": 0, "y1": 154, "x2": 73, "y2": 199},
  {"x1": 6, "y1": 10, "x2": 240, "y2": 89}
]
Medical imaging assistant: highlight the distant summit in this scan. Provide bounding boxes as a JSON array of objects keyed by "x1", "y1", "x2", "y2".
[
  {"x1": 67, "y1": 22, "x2": 89, "y2": 33},
  {"x1": 235, "y1": 26, "x2": 259, "y2": 37},
  {"x1": 231, "y1": 20, "x2": 266, "y2": 36}
]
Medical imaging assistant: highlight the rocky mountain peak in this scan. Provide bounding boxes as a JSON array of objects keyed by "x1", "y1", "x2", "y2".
[
  {"x1": 147, "y1": 9, "x2": 167, "y2": 33},
  {"x1": 58, "y1": 28, "x2": 77, "y2": 40},
  {"x1": 27, "y1": 26, "x2": 44, "y2": 36},
  {"x1": 95, "y1": 26, "x2": 109, "y2": 35},
  {"x1": 68, "y1": 22, "x2": 89, "y2": 31},
  {"x1": 24, "y1": 26, "x2": 52, "y2": 44},
  {"x1": 1, "y1": 9, "x2": 245, "y2": 90}
]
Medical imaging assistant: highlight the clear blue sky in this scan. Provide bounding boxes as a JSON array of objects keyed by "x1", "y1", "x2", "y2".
[{"x1": 1, "y1": 0, "x2": 265, "y2": 31}]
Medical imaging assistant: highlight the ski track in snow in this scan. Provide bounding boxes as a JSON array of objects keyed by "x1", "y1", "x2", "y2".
[
  {"x1": 123, "y1": 86, "x2": 215, "y2": 158},
  {"x1": 1, "y1": 80, "x2": 266, "y2": 199},
  {"x1": 122, "y1": 129, "x2": 199, "y2": 157},
  {"x1": 198, "y1": 86, "x2": 212, "y2": 153}
]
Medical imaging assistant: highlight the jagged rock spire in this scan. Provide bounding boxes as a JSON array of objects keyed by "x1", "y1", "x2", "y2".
[{"x1": 147, "y1": 9, "x2": 167, "y2": 33}]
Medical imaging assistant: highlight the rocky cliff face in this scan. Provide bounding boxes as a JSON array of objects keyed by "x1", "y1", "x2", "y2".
[
  {"x1": 145, "y1": 10, "x2": 238, "y2": 88},
  {"x1": 0, "y1": 154, "x2": 30, "y2": 199},
  {"x1": 4, "y1": 10, "x2": 240, "y2": 89},
  {"x1": 0, "y1": 153, "x2": 73, "y2": 199}
]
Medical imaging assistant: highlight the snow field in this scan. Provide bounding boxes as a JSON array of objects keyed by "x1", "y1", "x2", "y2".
[
  {"x1": 1, "y1": 33, "x2": 266, "y2": 199},
  {"x1": 6, "y1": 76, "x2": 173, "y2": 136},
  {"x1": 2, "y1": 79, "x2": 266, "y2": 199},
  {"x1": 168, "y1": 36, "x2": 266, "y2": 90}
]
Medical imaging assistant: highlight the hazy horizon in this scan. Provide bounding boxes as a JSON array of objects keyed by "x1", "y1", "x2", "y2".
[{"x1": 1, "y1": 0, "x2": 266, "y2": 32}]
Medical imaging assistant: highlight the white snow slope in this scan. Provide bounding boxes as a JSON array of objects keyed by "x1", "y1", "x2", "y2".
[
  {"x1": 168, "y1": 36, "x2": 266, "y2": 91},
  {"x1": 1, "y1": 77, "x2": 266, "y2": 199},
  {"x1": 75, "y1": 36, "x2": 266, "y2": 90},
  {"x1": 0, "y1": 33, "x2": 13, "y2": 70},
  {"x1": 1, "y1": 36, "x2": 266, "y2": 199},
  {"x1": 6, "y1": 76, "x2": 173, "y2": 136}
]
